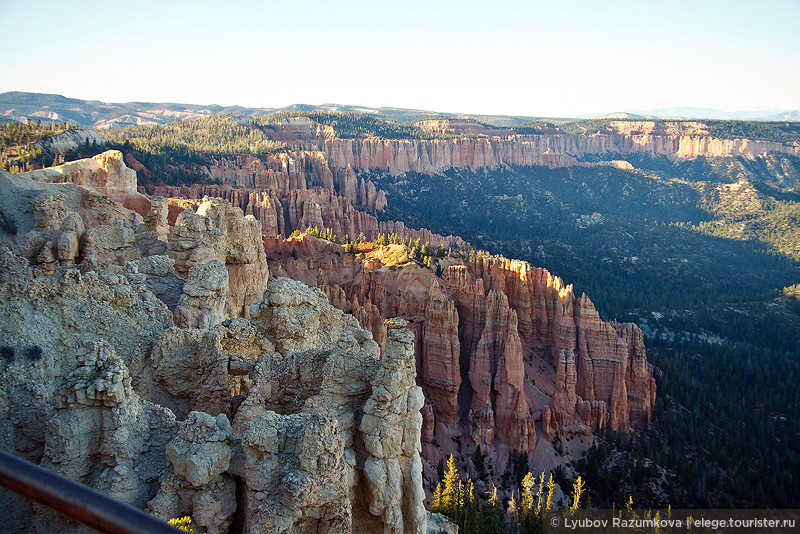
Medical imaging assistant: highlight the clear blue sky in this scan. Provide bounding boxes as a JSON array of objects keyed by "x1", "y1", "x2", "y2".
[{"x1": 1, "y1": 0, "x2": 798, "y2": 117}]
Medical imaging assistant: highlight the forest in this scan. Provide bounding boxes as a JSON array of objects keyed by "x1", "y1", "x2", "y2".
[
  {"x1": 5, "y1": 110, "x2": 800, "y2": 512},
  {"x1": 0, "y1": 119, "x2": 80, "y2": 171},
  {"x1": 370, "y1": 156, "x2": 800, "y2": 509},
  {"x1": 514, "y1": 118, "x2": 800, "y2": 144}
]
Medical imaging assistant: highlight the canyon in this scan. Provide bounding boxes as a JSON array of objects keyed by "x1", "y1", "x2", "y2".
[
  {"x1": 0, "y1": 148, "x2": 657, "y2": 524},
  {"x1": 4, "y1": 109, "x2": 798, "y2": 527},
  {"x1": 264, "y1": 235, "x2": 655, "y2": 486},
  {"x1": 282, "y1": 119, "x2": 800, "y2": 175},
  {"x1": 142, "y1": 153, "x2": 468, "y2": 251},
  {"x1": 0, "y1": 155, "x2": 428, "y2": 533}
]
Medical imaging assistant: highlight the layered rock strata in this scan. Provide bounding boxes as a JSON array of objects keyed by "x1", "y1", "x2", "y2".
[
  {"x1": 0, "y1": 164, "x2": 427, "y2": 533},
  {"x1": 303, "y1": 129, "x2": 800, "y2": 176},
  {"x1": 152, "y1": 184, "x2": 467, "y2": 250},
  {"x1": 266, "y1": 237, "x2": 656, "y2": 472},
  {"x1": 146, "y1": 151, "x2": 387, "y2": 213}
]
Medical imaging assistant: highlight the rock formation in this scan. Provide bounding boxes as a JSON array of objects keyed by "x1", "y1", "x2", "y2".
[
  {"x1": 147, "y1": 411, "x2": 236, "y2": 534},
  {"x1": 147, "y1": 150, "x2": 386, "y2": 213},
  {"x1": 308, "y1": 127, "x2": 800, "y2": 176},
  {"x1": 266, "y1": 235, "x2": 656, "y2": 485},
  {"x1": 0, "y1": 162, "x2": 428, "y2": 533},
  {"x1": 153, "y1": 183, "x2": 466, "y2": 250},
  {"x1": 32, "y1": 129, "x2": 108, "y2": 157},
  {"x1": 167, "y1": 196, "x2": 270, "y2": 319},
  {"x1": 173, "y1": 260, "x2": 230, "y2": 329},
  {"x1": 24, "y1": 150, "x2": 142, "y2": 197}
]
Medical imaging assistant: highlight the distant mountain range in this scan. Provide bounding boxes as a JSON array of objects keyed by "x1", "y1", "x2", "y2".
[
  {"x1": 0, "y1": 91, "x2": 538, "y2": 129},
  {"x1": 594, "y1": 107, "x2": 800, "y2": 121},
  {"x1": 2, "y1": 91, "x2": 798, "y2": 129}
]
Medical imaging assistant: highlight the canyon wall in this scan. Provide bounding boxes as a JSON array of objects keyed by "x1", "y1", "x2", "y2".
[
  {"x1": 149, "y1": 183, "x2": 468, "y2": 251},
  {"x1": 0, "y1": 161, "x2": 427, "y2": 533},
  {"x1": 299, "y1": 132, "x2": 799, "y2": 176},
  {"x1": 265, "y1": 237, "x2": 656, "y2": 479},
  {"x1": 143, "y1": 151, "x2": 387, "y2": 213}
]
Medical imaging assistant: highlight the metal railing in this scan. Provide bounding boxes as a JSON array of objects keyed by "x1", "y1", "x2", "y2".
[{"x1": 0, "y1": 450, "x2": 183, "y2": 533}]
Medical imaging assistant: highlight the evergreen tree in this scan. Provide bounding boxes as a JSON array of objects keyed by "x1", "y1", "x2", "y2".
[
  {"x1": 462, "y1": 478, "x2": 479, "y2": 533},
  {"x1": 520, "y1": 472, "x2": 536, "y2": 512},
  {"x1": 431, "y1": 483, "x2": 443, "y2": 513},
  {"x1": 442, "y1": 454, "x2": 460, "y2": 516},
  {"x1": 482, "y1": 484, "x2": 506, "y2": 534},
  {"x1": 545, "y1": 473, "x2": 556, "y2": 512},
  {"x1": 570, "y1": 476, "x2": 586, "y2": 511}
]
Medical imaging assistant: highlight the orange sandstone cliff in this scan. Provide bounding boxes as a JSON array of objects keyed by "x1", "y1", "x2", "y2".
[
  {"x1": 297, "y1": 120, "x2": 800, "y2": 176},
  {"x1": 264, "y1": 236, "x2": 656, "y2": 478},
  {"x1": 151, "y1": 183, "x2": 467, "y2": 251}
]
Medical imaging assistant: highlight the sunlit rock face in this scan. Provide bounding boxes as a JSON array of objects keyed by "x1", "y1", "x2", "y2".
[
  {"x1": 267, "y1": 236, "x2": 656, "y2": 479},
  {"x1": 0, "y1": 162, "x2": 427, "y2": 534},
  {"x1": 314, "y1": 126, "x2": 800, "y2": 175}
]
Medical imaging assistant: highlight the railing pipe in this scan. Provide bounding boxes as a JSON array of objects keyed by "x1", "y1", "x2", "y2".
[{"x1": 0, "y1": 450, "x2": 182, "y2": 533}]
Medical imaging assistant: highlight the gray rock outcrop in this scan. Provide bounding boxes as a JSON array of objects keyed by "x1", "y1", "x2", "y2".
[
  {"x1": 0, "y1": 161, "x2": 427, "y2": 534},
  {"x1": 168, "y1": 196, "x2": 270, "y2": 320}
]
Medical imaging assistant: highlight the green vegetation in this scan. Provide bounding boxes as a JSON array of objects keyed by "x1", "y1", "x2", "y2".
[
  {"x1": 104, "y1": 114, "x2": 283, "y2": 157},
  {"x1": 59, "y1": 112, "x2": 800, "y2": 508},
  {"x1": 254, "y1": 111, "x2": 421, "y2": 139},
  {"x1": 255, "y1": 110, "x2": 493, "y2": 139},
  {"x1": 512, "y1": 117, "x2": 800, "y2": 144},
  {"x1": 98, "y1": 111, "x2": 485, "y2": 187},
  {"x1": 430, "y1": 454, "x2": 505, "y2": 533},
  {"x1": 371, "y1": 155, "x2": 800, "y2": 508},
  {"x1": 556, "y1": 119, "x2": 624, "y2": 135},
  {"x1": 432, "y1": 454, "x2": 596, "y2": 533},
  {"x1": 168, "y1": 516, "x2": 203, "y2": 533},
  {"x1": 290, "y1": 226, "x2": 451, "y2": 271},
  {"x1": 704, "y1": 120, "x2": 800, "y2": 144},
  {"x1": 102, "y1": 114, "x2": 285, "y2": 186},
  {"x1": 0, "y1": 119, "x2": 80, "y2": 171},
  {"x1": 512, "y1": 121, "x2": 558, "y2": 135}
]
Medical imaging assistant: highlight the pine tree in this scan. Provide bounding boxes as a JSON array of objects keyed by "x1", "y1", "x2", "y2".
[
  {"x1": 545, "y1": 473, "x2": 556, "y2": 511},
  {"x1": 463, "y1": 478, "x2": 479, "y2": 533},
  {"x1": 507, "y1": 491, "x2": 519, "y2": 534},
  {"x1": 536, "y1": 472, "x2": 545, "y2": 516},
  {"x1": 482, "y1": 484, "x2": 506, "y2": 534},
  {"x1": 570, "y1": 476, "x2": 586, "y2": 512},
  {"x1": 442, "y1": 454, "x2": 460, "y2": 515},
  {"x1": 518, "y1": 471, "x2": 539, "y2": 534},
  {"x1": 520, "y1": 472, "x2": 536, "y2": 512},
  {"x1": 432, "y1": 483, "x2": 443, "y2": 513}
]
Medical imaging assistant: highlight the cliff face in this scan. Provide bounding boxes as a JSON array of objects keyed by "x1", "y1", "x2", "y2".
[
  {"x1": 146, "y1": 151, "x2": 387, "y2": 213},
  {"x1": 151, "y1": 183, "x2": 468, "y2": 250},
  {"x1": 299, "y1": 132, "x2": 799, "y2": 176},
  {"x1": 24, "y1": 150, "x2": 140, "y2": 197},
  {"x1": 265, "y1": 236, "x2": 655, "y2": 476},
  {"x1": 0, "y1": 163, "x2": 427, "y2": 534}
]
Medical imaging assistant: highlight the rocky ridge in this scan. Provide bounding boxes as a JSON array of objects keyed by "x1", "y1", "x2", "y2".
[
  {"x1": 150, "y1": 183, "x2": 468, "y2": 251},
  {"x1": 0, "y1": 157, "x2": 428, "y2": 533},
  {"x1": 265, "y1": 235, "x2": 656, "y2": 486},
  {"x1": 142, "y1": 152, "x2": 387, "y2": 213},
  {"x1": 298, "y1": 132, "x2": 800, "y2": 176}
]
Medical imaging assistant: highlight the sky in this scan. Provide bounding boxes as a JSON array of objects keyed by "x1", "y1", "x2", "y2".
[{"x1": 1, "y1": 0, "x2": 799, "y2": 117}]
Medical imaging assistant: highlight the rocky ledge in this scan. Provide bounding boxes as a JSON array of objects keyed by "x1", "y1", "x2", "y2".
[{"x1": 0, "y1": 161, "x2": 428, "y2": 533}]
